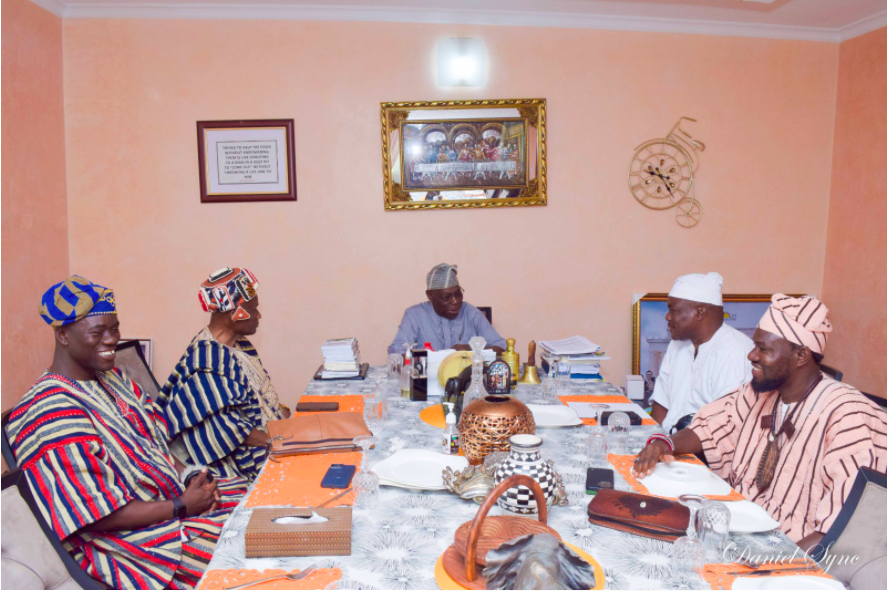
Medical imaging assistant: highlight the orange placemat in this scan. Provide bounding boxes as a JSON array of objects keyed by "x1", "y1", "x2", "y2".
[
  {"x1": 420, "y1": 403, "x2": 446, "y2": 428},
  {"x1": 703, "y1": 562, "x2": 834, "y2": 589},
  {"x1": 559, "y1": 395, "x2": 657, "y2": 426},
  {"x1": 610, "y1": 454, "x2": 744, "y2": 501},
  {"x1": 247, "y1": 452, "x2": 362, "y2": 508},
  {"x1": 198, "y1": 568, "x2": 341, "y2": 590},
  {"x1": 294, "y1": 394, "x2": 364, "y2": 416}
]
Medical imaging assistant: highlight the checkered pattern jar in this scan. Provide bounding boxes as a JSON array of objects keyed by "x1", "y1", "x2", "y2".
[{"x1": 493, "y1": 434, "x2": 556, "y2": 514}]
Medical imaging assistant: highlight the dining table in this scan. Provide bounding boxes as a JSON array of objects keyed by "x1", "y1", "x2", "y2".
[{"x1": 198, "y1": 365, "x2": 835, "y2": 591}]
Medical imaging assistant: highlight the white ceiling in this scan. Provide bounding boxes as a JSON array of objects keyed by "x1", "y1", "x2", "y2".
[{"x1": 30, "y1": 0, "x2": 887, "y2": 42}]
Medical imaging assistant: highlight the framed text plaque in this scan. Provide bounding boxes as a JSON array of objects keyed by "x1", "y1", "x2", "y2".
[{"x1": 197, "y1": 119, "x2": 297, "y2": 203}]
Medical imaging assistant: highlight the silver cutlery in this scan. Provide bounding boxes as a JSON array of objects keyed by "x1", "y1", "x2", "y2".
[{"x1": 223, "y1": 564, "x2": 318, "y2": 590}]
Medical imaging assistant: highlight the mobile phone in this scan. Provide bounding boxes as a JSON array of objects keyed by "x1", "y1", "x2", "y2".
[
  {"x1": 296, "y1": 401, "x2": 340, "y2": 412},
  {"x1": 320, "y1": 464, "x2": 357, "y2": 489},
  {"x1": 586, "y1": 467, "x2": 614, "y2": 494},
  {"x1": 600, "y1": 411, "x2": 643, "y2": 426}
]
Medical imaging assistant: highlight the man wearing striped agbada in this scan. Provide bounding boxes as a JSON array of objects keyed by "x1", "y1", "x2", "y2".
[{"x1": 634, "y1": 294, "x2": 886, "y2": 549}]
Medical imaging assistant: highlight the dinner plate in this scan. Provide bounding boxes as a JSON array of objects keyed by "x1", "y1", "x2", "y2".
[
  {"x1": 378, "y1": 477, "x2": 445, "y2": 491},
  {"x1": 527, "y1": 404, "x2": 583, "y2": 427},
  {"x1": 639, "y1": 461, "x2": 732, "y2": 497},
  {"x1": 732, "y1": 575, "x2": 844, "y2": 590},
  {"x1": 725, "y1": 500, "x2": 781, "y2": 533},
  {"x1": 373, "y1": 448, "x2": 468, "y2": 489}
]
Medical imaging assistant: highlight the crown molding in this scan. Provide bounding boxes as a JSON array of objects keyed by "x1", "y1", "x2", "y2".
[
  {"x1": 29, "y1": 0, "x2": 66, "y2": 18},
  {"x1": 837, "y1": 10, "x2": 887, "y2": 42},
  {"x1": 46, "y1": 1, "x2": 886, "y2": 43}
]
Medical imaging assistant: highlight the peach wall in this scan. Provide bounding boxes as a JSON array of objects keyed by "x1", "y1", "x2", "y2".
[
  {"x1": 822, "y1": 28, "x2": 887, "y2": 396},
  {"x1": 1, "y1": 0, "x2": 68, "y2": 412},
  {"x1": 60, "y1": 19, "x2": 840, "y2": 408}
]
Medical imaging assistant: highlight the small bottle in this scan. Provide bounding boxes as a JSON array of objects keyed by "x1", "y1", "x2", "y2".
[
  {"x1": 401, "y1": 350, "x2": 412, "y2": 398},
  {"x1": 442, "y1": 403, "x2": 460, "y2": 455},
  {"x1": 501, "y1": 338, "x2": 520, "y2": 388}
]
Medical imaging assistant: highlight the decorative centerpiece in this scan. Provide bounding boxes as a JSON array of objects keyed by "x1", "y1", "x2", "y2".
[
  {"x1": 458, "y1": 395, "x2": 536, "y2": 465},
  {"x1": 493, "y1": 434, "x2": 562, "y2": 514}
]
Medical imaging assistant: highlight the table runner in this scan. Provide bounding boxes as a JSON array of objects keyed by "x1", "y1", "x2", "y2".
[
  {"x1": 198, "y1": 567, "x2": 342, "y2": 590},
  {"x1": 246, "y1": 452, "x2": 361, "y2": 508},
  {"x1": 610, "y1": 454, "x2": 745, "y2": 501},
  {"x1": 559, "y1": 394, "x2": 657, "y2": 426}
]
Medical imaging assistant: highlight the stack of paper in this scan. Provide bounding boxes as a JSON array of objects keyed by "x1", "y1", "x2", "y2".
[
  {"x1": 321, "y1": 338, "x2": 362, "y2": 378},
  {"x1": 539, "y1": 336, "x2": 600, "y2": 356},
  {"x1": 540, "y1": 336, "x2": 608, "y2": 379}
]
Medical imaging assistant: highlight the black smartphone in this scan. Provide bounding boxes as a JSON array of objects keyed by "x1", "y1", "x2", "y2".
[
  {"x1": 586, "y1": 467, "x2": 614, "y2": 494},
  {"x1": 320, "y1": 464, "x2": 357, "y2": 489},
  {"x1": 296, "y1": 401, "x2": 340, "y2": 412},
  {"x1": 600, "y1": 411, "x2": 644, "y2": 426}
]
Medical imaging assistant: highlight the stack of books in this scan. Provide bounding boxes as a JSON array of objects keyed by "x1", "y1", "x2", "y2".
[
  {"x1": 539, "y1": 336, "x2": 609, "y2": 380},
  {"x1": 320, "y1": 338, "x2": 362, "y2": 379}
]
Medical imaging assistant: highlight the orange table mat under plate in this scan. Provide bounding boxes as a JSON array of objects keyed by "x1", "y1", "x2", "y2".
[
  {"x1": 434, "y1": 542, "x2": 605, "y2": 590},
  {"x1": 247, "y1": 452, "x2": 361, "y2": 508},
  {"x1": 610, "y1": 454, "x2": 745, "y2": 501},
  {"x1": 703, "y1": 561, "x2": 835, "y2": 589},
  {"x1": 294, "y1": 394, "x2": 364, "y2": 416},
  {"x1": 198, "y1": 567, "x2": 342, "y2": 590},
  {"x1": 559, "y1": 395, "x2": 657, "y2": 426},
  {"x1": 420, "y1": 403, "x2": 447, "y2": 428}
]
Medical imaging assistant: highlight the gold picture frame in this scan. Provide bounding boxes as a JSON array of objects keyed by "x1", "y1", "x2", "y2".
[
  {"x1": 380, "y1": 99, "x2": 547, "y2": 210},
  {"x1": 631, "y1": 294, "x2": 792, "y2": 379}
]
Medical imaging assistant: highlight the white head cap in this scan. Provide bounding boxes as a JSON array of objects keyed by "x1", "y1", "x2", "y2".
[
  {"x1": 426, "y1": 263, "x2": 459, "y2": 290},
  {"x1": 668, "y1": 272, "x2": 724, "y2": 306}
]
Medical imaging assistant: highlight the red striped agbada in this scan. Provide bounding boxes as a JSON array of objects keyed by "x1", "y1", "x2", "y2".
[{"x1": 690, "y1": 377, "x2": 886, "y2": 541}]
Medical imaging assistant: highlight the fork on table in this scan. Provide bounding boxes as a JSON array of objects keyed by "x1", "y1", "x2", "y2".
[{"x1": 223, "y1": 564, "x2": 318, "y2": 590}]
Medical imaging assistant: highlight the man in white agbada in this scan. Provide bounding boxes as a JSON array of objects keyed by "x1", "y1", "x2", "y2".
[
  {"x1": 649, "y1": 272, "x2": 753, "y2": 433},
  {"x1": 387, "y1": 263, "x2": 506, "y2": 354}
]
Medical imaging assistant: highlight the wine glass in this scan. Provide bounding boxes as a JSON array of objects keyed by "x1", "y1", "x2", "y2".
[
  {"x1": 670, "y1": 535, "x2": 706, "y2": 586},
  {"x1": 697, "y1": 499, "x2": 731, "y2": 561},
  {"x1": 588, "y1": 403, "x2": 610, "y2": 427},
  {"x1": 678, "y1": 493, "x2": 707, "y2": 538},
  {"x1": 353, "y1": 435, "x2": 380, "y2": 508}
]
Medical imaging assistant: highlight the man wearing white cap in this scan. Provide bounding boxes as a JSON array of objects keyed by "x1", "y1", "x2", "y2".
[
  {"x1": 387, "y1": 263, "x2": 506, "y2": 354},
  {"x1": 649, "y1": 272, "x2": 753, "y2": 432}
]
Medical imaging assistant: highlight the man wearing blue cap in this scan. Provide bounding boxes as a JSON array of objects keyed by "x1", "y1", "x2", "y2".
[{"x1": 8, "y1": 275, "x2": 245, "y2": 589}]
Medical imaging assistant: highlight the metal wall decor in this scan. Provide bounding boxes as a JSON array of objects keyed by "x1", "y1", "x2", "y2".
[
  {"x1": 380, "y1": 99, "x2": 547, "y2": 210},
  {"x1": 627, "y1": 117, "x2": 705, "y2": 227}
]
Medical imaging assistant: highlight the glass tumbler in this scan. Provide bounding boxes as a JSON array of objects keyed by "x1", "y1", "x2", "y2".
[
  {"x1": 670, "y1": 535, "x2": 706, "y2": 586},
  {"x1": 607, "y1": 411, "x2": 631, "y2": 455},
  {"x1": 387, "y1": 353, "x2": 402, "y2": 385},
  {"x1": 697, "y1": 499, "x2": 731, "y2": 561},
  {"x1": 556, "y1": 358, "x2": 572, "y2": 395},
  {"x1": 586, "y1": 428, "x2": 609, "y2": 466},
  {"x1": 363, "y1": 391, "x2": 386, "y2": 434}
]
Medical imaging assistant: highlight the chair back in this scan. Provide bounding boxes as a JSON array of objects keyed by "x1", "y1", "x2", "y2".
[
  {"x1": 1, "y1": 469, "x2": 103, "y2": 589},
  {"x1": 1, "y1": 409, "x2": 16, "y2": 472},
  {"x1": 861, "y1": 392, "x2": 888, "y2": 409},
  {"x1": 477, "y1": 306, "x2": 493, "y2": 325},
  {"x1": 819, "y1": 363, "x2": 843, "y2": 382},
  {"x1": 114, "y1": 340, "x2": 162, "y2": 401}
]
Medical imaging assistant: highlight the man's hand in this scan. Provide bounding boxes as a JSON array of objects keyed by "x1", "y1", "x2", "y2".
[
  {"x1": 632, "y1": 440, "x2": 674, "y2": 477},
  {"x1": 244, "y1": 429, "x2": 270, "y2": 447},
  {"x1": 180, "y1": 470, "x2": 218, "y2": 516}
]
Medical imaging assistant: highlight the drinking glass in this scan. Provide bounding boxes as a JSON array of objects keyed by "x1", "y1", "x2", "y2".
[
  {"x1": 353, "y1": 435, "x2": 380, "y2": 508},
  {"x1": 678, "y1": 494, "x2": 708, "y2": 538},
  {"x1": 556, "y1": 358, "x2": 572, "y2": 395},
  {"x1": 362, "y1": 390, "x2": 386, "y2": 434},
  {"x1": 697, "y1": 499, "x2": 731, "y2": 561},
  {"x1": 670, "y1": 535, "x2": 706, "y2": 586},
  {"x1": 607, "y1": 412, "x2": 630, "y2": 455},
  {"x1": 586, "y1": 428, "x2": 609, "y2": 466},
  {"x1": 387, "y1": 354, "x2": 402, "y2": 385},
  {"x1": 588, "y1": 403, "x2": 610, "y2": 427}
]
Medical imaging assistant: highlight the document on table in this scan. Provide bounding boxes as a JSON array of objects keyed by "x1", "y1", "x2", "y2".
[
  {"x1": 566, "y1": 401, "x2": 649, "y2": 419},
  {"x1": 538, "y1": 335, "x2": 600, "y2": 355}
]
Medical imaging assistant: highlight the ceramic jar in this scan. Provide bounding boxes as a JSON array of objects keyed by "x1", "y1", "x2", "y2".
[
  {"x1": 493, "y1": 434, "x2": 556, "y2": 514},
  {"x1": 458, "y1": 395, "x2": 536, "y2": 465}
]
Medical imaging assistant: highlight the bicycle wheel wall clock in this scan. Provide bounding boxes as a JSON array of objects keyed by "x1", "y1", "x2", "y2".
[{"x1": 627, "y1": 117, "x2": 705, "y2": 228}]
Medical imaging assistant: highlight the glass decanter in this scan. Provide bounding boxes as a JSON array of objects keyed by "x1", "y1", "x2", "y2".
[{"x1": 462, "y1": 336, "x2": 488, "y2": 407}]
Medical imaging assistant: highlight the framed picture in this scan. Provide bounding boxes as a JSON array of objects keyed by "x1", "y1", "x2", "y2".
[
  {"x1": 119, "y1": 338, "x2": 153, "y2": 370},
  {"x1": 631, "y1": 294, "x2": 797, "y2": 396},
  {"x1": 197, "y1": 119, "x2": 296, "y2": 203},
  {"x1": 380, "y1": 99, "x2": 546, "y2": 210}
]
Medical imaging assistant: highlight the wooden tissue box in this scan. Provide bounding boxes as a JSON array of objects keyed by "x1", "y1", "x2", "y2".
[{"x1": 245, "y1": 507, "x2": 352, "y2": 557}]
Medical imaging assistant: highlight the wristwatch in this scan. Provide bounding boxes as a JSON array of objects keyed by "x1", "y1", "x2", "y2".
[{"x1": 171, "y1": 496, "x2": 187, "y2": 520}]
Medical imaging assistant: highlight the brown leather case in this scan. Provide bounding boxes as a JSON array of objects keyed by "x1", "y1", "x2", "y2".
[
  {"x1": 587, "y1": 489, "x2": 690, "y2": 542},
  {"x1": 267, "y1": 412, "x2": 372, "y2": 456}
]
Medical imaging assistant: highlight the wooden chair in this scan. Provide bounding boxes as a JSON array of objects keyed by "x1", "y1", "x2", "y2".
[
  {"x1": 114, "y1": 340, "x2": 163, "y2": 401},
  {"x1": 818, "y1": 363, "x2": 843, "y2": 382},
  {"x1": 477, "y1": 306, "x2": 493, "y2": 325}
]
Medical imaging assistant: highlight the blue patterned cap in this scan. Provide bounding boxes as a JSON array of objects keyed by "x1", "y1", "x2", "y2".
[{"x1": 39, "y1": 275, "x2": 117, "y2": 327}]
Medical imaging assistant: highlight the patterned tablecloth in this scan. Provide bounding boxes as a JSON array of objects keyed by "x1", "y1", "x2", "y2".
[{"x1": 202, "y1": 366, "x2": 803, "y2": 590}]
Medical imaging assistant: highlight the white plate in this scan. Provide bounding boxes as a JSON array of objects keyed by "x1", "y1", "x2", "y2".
[
  {"x1": 725, "y1": 500, "x2": 781, "y2": 533},
  {"x1": 372, "y1": 448, "x2": 468, "y2": 489},
  {"x1": 527, "y1": 404, "x2": 583, "y2": 427},
  {"x1": 639, "y1": 461, "x2": 732, "y2": 497},
  {"x1": 378, "y1": 477, "x2": 445, "y2": 491},
  {"x1": 732, "y1": 575, "x2": 844, "y2": 590}
]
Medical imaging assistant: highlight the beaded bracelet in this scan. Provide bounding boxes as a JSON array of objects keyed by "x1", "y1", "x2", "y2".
[{"x1": 646, "y1": 433, "x2": 674, "y2": 453}]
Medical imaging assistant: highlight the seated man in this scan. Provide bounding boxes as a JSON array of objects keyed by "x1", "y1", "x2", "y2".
[
  {"x1": 649, "y1": 272, "x2": 753, "y2": 433},
  {"x1": 8, "y1": 276, "x2": 245, "y2": 589},
  {"x1": 160, "y1": 267, "x2": 287, "y2": 481},
  {"x1": 635, "y1": 294, "x2": 886, "y2": 548},
  {"x1": 387, "y1": 263, "x2": 506, "y2": 354}
]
